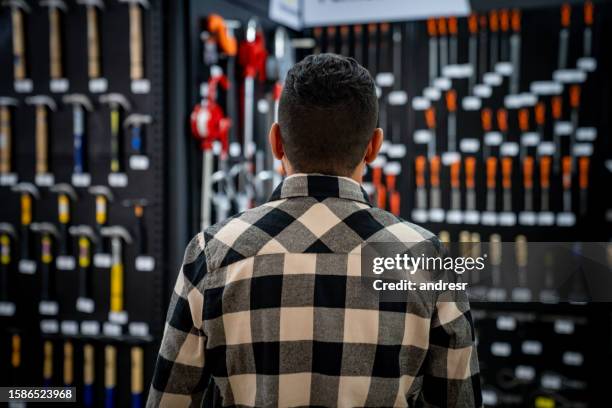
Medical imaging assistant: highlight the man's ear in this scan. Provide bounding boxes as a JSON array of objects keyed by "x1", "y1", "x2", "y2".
[
  {"x1": 364, "y1": 128, "x2": 384, "y2": 164},
  {"x1": 269, "y1": 123, "x2": 285, "y2": 160}
]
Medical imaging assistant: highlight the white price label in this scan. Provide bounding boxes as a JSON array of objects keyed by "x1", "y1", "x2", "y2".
[
  {"x1": 556, "y1": 212, "x2": 576, "y2": 226},
  {"x1": 530, "y1": 81, "x2": 563, "y2": 95},
  {"x1": 522, "y1": 340, "x2": 543, "y2": 355},
  {"x1": 462, "y1": 96, "x2": 481, "y2": 111},
  {"x1": 56, "y1": 256, "x2": 76, "y2": 270},
  {"x1": 375, "y1": 72, "x2": 394, "y2": 87},
  {"x1": 387, "y1": 144, "x2": 406, "y2": 159},
  {"x1": 554, "y1": 122, "x2": 573, "y2": 136},
  {"x1": 495, "y1": 62, "x2": 513, "y2": 76},
  {"x1": 515, "y1": 366, "x2": 535, "y2": 381},
  {"x1": 463, "y1": 210, "x2": 479, "y2": 224},
  {"x1": 423, "y1": 87, "x2": 440, "y2": 101},
  {"x1": 0, "y1": 173, "x2": 18, "y2": 186},
  {"x1": 537, "y1": 212, "x2": 555, "y2": 226},
  {"x1": 537, "y1": 142, "x2": 555, "y2": 156},
  {"x1": 108, "y1": 311, "x2": 128, "y2": 325},
  {"x1": 61, "y1": 320, "x2": 79, "y2": 336},
  {"x1": 411, "y1": 209, "x2": 428, "y2": 223},
  {"x1": 445, "y1": 210, "x2": 463, "y2": 224},
  {"x1": 93, "y1": 253, "x2": 112, "y2": 268},
  {"x1": 128, "y1": 322, "x2": 150, "y2": 337},
  {"x1": 442, "y1": 64, "x2": 473, "y2": 79},
  {"x1": 519, "y1": 211, "x2": 537, "y2": 226},
  {"x1": 76, "y1": 297, "x2": 95, "y2": 313},
  {"x1": 89, "y1": 78, "x2": 109, "y2": 93},
  {"x1": 553, "y1": 69, "x2": 586, "y2": 84},
  {"x1": 441, "y1": 152, "x2": 461, "y2": 165},
  {"x1": 81, "y1": 320, "x2": 100, "y2": 336},
  {"x1": 131, "y1": 79, "x2": 151, "y2": 94},
  {"x1": 521, "y1": 132, "x2": 540, "y2": 146},
  {"x1": 512, "y1": 287, "x2": 532, "y2": 302},
  {"x1": 496, "y1": 316, "x2": 516, "y2": 331},
  {"x1": 577, "y1": 57, "x2": 597, "y2": 72},
  {"x1": 387, "y1": 90, "x2": 407, "y2": 106},
  {"x1": 14, "y1": 79, "x2": 33, "y2": 93},
  {"x1": 129, "y1": 155, "x2": 150, "y2": 170},
  {"x1": 428, "y1": 208, "x2": 444, "y2": 222},
  {"x1": 491, "y1": 342, "x2": 511, "y2": 357},
  {"x1": 542, "y1": 374, "x2": 561, "y2": 390},
  {"x1": 412, "y1": 96, "x2": 431, "y2": 110},
  {"x1": 573, "y1": 143, "x2": 593, "y2": 156},
  {"x1": 108, "y1": 172, "x2": 128, "y2": 187},
  {"x1": 481, "y1": 212, "x2": 497, "y2": 226},
  {"x1": 18, "y1": 260, "x2": 36, "y2": 274},
  {"x1": 39, "y1": 301, "x2": 59, "y2": 316},
  {"x1": 50, "y1": 78, "x2": 69, "y2": 93},
  {"x1": 473, "y1": 84, "x2": 492, "y2": 98},
  {"x1": 103, "y1": 322, "x2": 122, "y2": 337},
  {"x1": 433, "y1": 77, "x2": 451, "y2": 90},
  {"x1": 0, "y1": 302, "x2": 16, "y2": 316},
  {"x1": 35, "y1": 173, "x2": 55, "y2": 186},
  {"x1": 499, "y1": 212, "x2": 517, "y2": 226},
  {"x1": 500, "y1": 142, "x2": 519, "y2": 156},
  {"x1": 71, "y1": 173, "x2": 91, "y2": 187},
  {"x1": 413, "y1": 130, "x2": 431, "y2": 144},
  {"x1": 40, "y1": 319, "x2": 59, "y2": 334},
  {"x1": 554, "y1": 319, "x2": 575, "y2": 334},
  {"x1": 484, "y1": 132, "x2": 502, "y2": 146},
  {"x1": 135, "y1": 255, "x2": 155, "y2": 272},
  {"x1": 575, "y1": 127, "x2": 597, "y2": 141},
  {"x1": 483, "y1": 72, "x2": 502, "y2": 86},
  {"x1": 459, "y1": 138, "x2": 480, "y2": 153},
  {"x1": 563, "y1": 351, "x2": 583, "y2": 366}
]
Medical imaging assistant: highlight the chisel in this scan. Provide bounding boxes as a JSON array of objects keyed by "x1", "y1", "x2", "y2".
[
  {"x1": 63, "y1": 94, "x2": 94, "y2": 176},
  {"x1": 131, "y1": 346, "x2": 144, "y2": 408},
  {"x1": 502, "y1": 157, "x2": 512, "y2": 213},
  {"x1": 64, "y1": 341, "x2": 73, "y2": 387},
  {"x1": 448, "y1": 17, "x2": 458, "y2": 65},
  {"x1": 489, "y1": 10, "x2": 499, "y2": 70},
  {"x1": 425, "y1": 107, "x2": 436, "y2": 160},
  {"x1": 3, "y1": 0, "x2": 31, "y2": 81},
  {"x1": 523, "y1": 156, "x2": 534, "y2": 212},
  {"x1": 430, "y1": 155, "x2": 441, "y2": 210},
  {"x1": 426, "y1": 18, "x2": 438, "y2": 84},
  {"x1": 540, "y1": 156, "x2": 552, "y2": 212},
  {"x1": 583, "y1": 1, "x2": 594, "y2": 57},
  {"x1": 552, "y1": 95, "x2": 563, "y2": 173},
  {"x1": 84, "y1": 343, "x2": 95, "y2": 407},
  {"x1": 509, "y1": 9, "x2": 522, "y2": 95},
  {"x1": 101, "y1": 226, "x2": 133, "y2": 323},
  {"x1": 578, "y1": 156, "x2": 589, "y2": 216},
  {"x1": 25, "y1": 95, "x2": 57, "y2": 178},
  {"x1": 105, "y1": 345, "x2": 116, "y2": 408},
  {"x1": 0, "y1": 97, "x2": 18, "y2": 177},
  {"x1": 481, "y1": 107, "x2": 493, "y2": 159},
  {"x1": 415, "y1": 155, "x2": 427, "y2": 211},
  {"x1": 77, "y1": 0, "x2": 104, "y2": 79},
  {"x1": 100, "y1": 94, "x2": 131, "y2": 174},
  {"x1": 446, "y1": 89, "x2": 457, "y2": 152},
  {"x1": 450, "y1": 159, "x2": 461, "y2": 212},
  {"x1": 0, "y1": 224, "x2": 16, "y2": 303},
  {"x1": 562, "y1": 156, "x2": 572, "y2": 213},
  {"x1": 437, "y1": 18, "x2": 448, "y2": 72},
  {"x1": 486, "y1": 157, "x2": 497, "y2": 212},
  {"x1": 41, "y1": 0, "x2": 67, "y2": 80},
  {"x1": 465, "y1": 157, "x2": 476, "y2": 212},
  {"x1": 468, "y1": 14, "x2": 478, "y2": 90},
  {"x1": 43, "y1": 340, "x2": 53, "y2": 387},
  {"x1": 558, "y1": 3, "x2": 571, "y2": 70}
]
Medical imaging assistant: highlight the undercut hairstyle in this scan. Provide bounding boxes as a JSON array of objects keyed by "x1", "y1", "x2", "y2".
[{"x1": 278, "y1": 53, "x2": 379, "y2": 176}]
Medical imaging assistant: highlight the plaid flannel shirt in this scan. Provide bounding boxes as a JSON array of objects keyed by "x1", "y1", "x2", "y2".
[{"x1": 148, "y1": 174, "x2": 481, "y2": 407}]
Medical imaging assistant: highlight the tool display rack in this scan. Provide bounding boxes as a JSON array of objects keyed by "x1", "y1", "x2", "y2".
[
  {"x1": 0, "y1": 0, "x2": 166, "y2": 406},
  {"x1": 186, "y1": 1, "x2": 612, "y2": 407}
]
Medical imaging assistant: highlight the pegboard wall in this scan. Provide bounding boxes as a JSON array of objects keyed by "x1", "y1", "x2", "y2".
[{"x1": 0, "y1": 0, "x2": 166, "y2": 406}]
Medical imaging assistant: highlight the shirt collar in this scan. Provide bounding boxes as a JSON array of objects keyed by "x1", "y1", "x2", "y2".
[{"x1": 268, "y1": 173, "x2": 372, "y2": 205}]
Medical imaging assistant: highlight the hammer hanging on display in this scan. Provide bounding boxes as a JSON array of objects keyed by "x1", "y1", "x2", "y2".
[
  {"x1": 43, "y1": 340, "x2": 54, "y2": 387},
  {"x1": 83, "y1": 343, "x2": 95, "y2": 407},
  {"x1": 509, "y1": 9, "x2": 521, "y2": 95},
  {"x1": 25, "y1": 95, "x2": 57, "y2": 179},
  {"x1": 105, "y1": 344, "x2": 116, "y2": 408},
  {"x1": 124, "y1": 113, "x2": 152, "y2": 157},
  {"x1": 77, "y1": 0, "x2": 104, "y2": 79},
  {"x1": 119, "y1": 0, "x2": 149, "y2": 80},
  {"x1": 558, "y1": 3, "x2": 571, "y2": 70},
  {"x1": 3, "y1": 0, "x2": 31, "y2": 80},
  {"x1": 0, "y1": 223, "x2": 16, "y2": 303},
  {"x1": 100, "y1": 225, "x2": 133, "y2": 323},
  {"x1": 63, "y1": 94, "x2": 94, "y2": 176},
  {"x1": 426, "y1": 18, "x2": 438, "y2": 83},
  {"x1": 30, "y1": 222, "x2": 59, "y2": 304},
  {"x1": 11, "y1": 182, "x2": 39, "y2": 267},
  {"x1": 190, "y1": 67, "x2": 230, "y2": 230},
  {"x1": 63, "y1": 340, "x2": 73, "y2": 387},
  {"x1": 131, "y1": 346, "x2": 144, "y2": 408},
  {"x1": 50, "y1": 183, "x2": 77, "y2": 258},
  {"x1": 68, "y1": 225, "x2": 97, "y2": 312},
  {"x1": 100, "y1": 93, "x2": 131, "y2": 174},
  {"x1": 41, "y1": 0, "x2": 67, "y2": 80},
  {"x1": 0, "y1": 97, "x2": 18, "y2": 178},
  {"x1": 88, "y1": 186, "x2": 113, "y2": 252}
]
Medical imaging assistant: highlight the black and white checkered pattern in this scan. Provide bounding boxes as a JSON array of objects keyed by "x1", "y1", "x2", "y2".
[{"x1": 148, "y1": 174, "x2": 482, "y2": 407}]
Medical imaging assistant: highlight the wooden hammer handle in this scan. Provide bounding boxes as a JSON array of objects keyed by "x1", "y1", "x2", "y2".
[
  {"x1": 129, "y1": 4, "x2": 143, "y2": 80},
  {"x1": 49, "y1": 8, "x2": 63, "y2": 79},
  {"x1": 36, "y1": 105, "x2": 48, "y2": 174},
  {"x1": 87, "y1": 6, "x2": 101, "y2": 78},
  {"x1": 11, "y1": 9, "x2": 27, "y2": 80},
  {"x1": 0, "y1": 106, "x2": 11, "y2": 173}
]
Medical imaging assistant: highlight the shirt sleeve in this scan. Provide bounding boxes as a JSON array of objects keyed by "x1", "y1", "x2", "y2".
[
  {"x1": 419, "y1": 289, "x2": 483, "y2": 408},
  {"x1": 147, "y1": 233, "x2": 210, "y2": 407}
]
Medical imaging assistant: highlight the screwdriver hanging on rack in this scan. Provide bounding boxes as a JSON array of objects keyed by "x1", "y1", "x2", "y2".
[
  {"x1": 486, "y1": 157, "x2": 497, "y2": 214},
  {"x1": 523, "y1": 156, "x2": 534, "y2": 213},
  {"x1": 353, "y1": 25, "x2": 363, "y2": 62},
  {"x1": 509, "y1": 9, "x2": 522, "y2": 95},
  {"x1": 430, "y1": 155, "x2": 441, "y2": 214},
  {"x1": 583, "y1": 1, "x2": 594, "y2": 57},
  {"x1": 518, "y1": 108, "x2": 529, "y2": 161},
  {"x1": 449, "y1": 159, "x2": 461, "y2": 216},
  {"x1": 552, "y1": 95, "x2": 563, "y2": 173},
  {"x1": 499, "y1": 9, "x2": 510, "y2": 62},
  {"x1": 513, "y1": 234, "x2": 530, "y2": 301},
  {"x1": 569, "y1": 85, "x2": 581, "y2": 171},
  {"x1": 370, "y1": 157, "x2": 386, "y2": 210},
  {"x1": 367, "y1": 24, "x2": 377, "y2": 72},
  {"x1": 427, "y1": 18, "x2": 438, "y2": 84},
  {"x1": 425, "y1": 107, "x2": 436, "y2": 160},
  {"x1": 384, "y1": 162, "x2": 401, "y2": 216},
  {"x1": 488, "y1": 233, "x2": 504, "y2": 301},
  {"x1": 446, "y1": 90, "x2": 457, "y2": 152},
  {"x1": 468, "y1": 14, "x2": 478, "y2": 91},
  {"x1": 448, "y1": 17, "x2": 458, "y2": 65},
  {"x1": 327, "y1": 26, "x2": 337, "y2": 54},
  {"x1": 481, "y1": 108, "x2": 493, "y2": 160},
  {"x1": 578, "y1": 156, "x2": 589, "y2": 216},
  {"x1": 540, "y1": 156, "x2": 552, "y2": 213},
  {"x1": 340, "y1": 26, "x2": 349, "y2": 56},
  {"x1": 478, "y1": 14, "x2": 488, "y2": 81},
  {"x1": 437, "y1": 18, "x2": 448, "y2": 73},
  {"x1": 414, "y1": 155, "x2": 427, "y2": 218},
  {"x1": 502, "y1": 157, "x2": 513, "y2": 213},
  {"x1": 562, "y1": 155, "x2": 572, "y2": 213},
  {"x1": 489, "y1": 10, "x2": 499, "y2": 71},
  {"x1": 465, "y1": 157, "x2": 477, "y2": 214},
  {"x1": 558, "y1": 3, "x2": 571, "y2": 70}
]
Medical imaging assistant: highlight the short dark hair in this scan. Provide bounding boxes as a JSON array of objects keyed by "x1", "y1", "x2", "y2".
[{"x1": 278, "y1": 53, "x2": 378, "y2": 176}]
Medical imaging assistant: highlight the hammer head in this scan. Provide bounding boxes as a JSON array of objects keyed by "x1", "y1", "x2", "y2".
[
  {"x1": 11, "y1": 182, "x2": 40, "y2": 199},
  {"x1": 99, "y1": 93, "x2": 131, "y2": 111},
  {"x1": 50, "y1": 183, "x2": 77, "y2": 200},
  {"x1": 30, "y1": 222, "x2": 60, "y2": 237},
  {"x1": 2, "y1": 0, "x2": 31, "y2": 12},
  {"x1": 0, "y1": 97, "x2": 18, "y2": 107},
  {"x1": 0, "y1": 223, "x2": 17, "y2": 237},
  {"x1": 40, "y1": 0, "x2": 67, "y2": 11},
  {"x1": 62, "y1": 94, "x2": 94, "y2": 111},
  {"x1": 123, "y1": 113, "x2": 152, "y2": 129},
  {"x1": 68, "y1": 225, "x2": 97, "y2": 242},
  {"x1": 88, "y1": 185, "x2": 114, "y2": 201},
  {"x1": 118, "y1": 0, "x2": 149, "y2": 8},
  {"x1": 100, "y1": 225, "x2": 133, "y2": 244},
  {"x1": 76, "y1": 0, "x2": 104, "y2": 9},
  {"x1": 25, "y1": 95, "x2": 57, "y2": 111}
]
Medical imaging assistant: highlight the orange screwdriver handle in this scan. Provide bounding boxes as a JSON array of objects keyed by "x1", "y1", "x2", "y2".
[
  {"x1": 481, "y1": 108, "x2": 493, "y2": 131},
  {"x1": 570, "y1": 85, "x2": 581, "y2": 109},
  {"x1": 450, "y1": 160, "x2": 460, "y2": 189},
  {"x1": 415, "y1": 156, "x2": 426, "y2": 188},
  {"x1": 430, "y1": 155, "x2": 440, "y2": 187},
  {"x1": 518, "y1": 108, "x2": 529, "y2": 132},
  {"x1": 446, "y1": 89, "x2": 457, "y2": 112},
  {"x1": 437, "y1": 17, "x2": 448, "y2": 36},
  {"x1": 449, "y1": 17, "x2": 458, "y2": 36},
  {"x1": 372, "y1": 167, "x2": 383, "y2": 186},
  {"x1": 425, "y1": 107, "x2": 436, "y2": 129},
  {"x1": 469, "y1": 14, "x2": 478, "y2": 34},
  {"x1": 480, "y1": 15, "x2": 488, "y2": 31},
  {"x1": 562, "y1": 156, "x2": 572, "y2": 189},
  {"x1": 585, "y1": 1, "x2": 594, "y2": 26},
  {"x1": 523, "y1": 156, "x2": 534, "y2": 189},
  {"x1": 487, "y1": 157, "x2": 498, "y2": 189},
  {"x1": 489, "y1": 10, "x2": 499, "y2": 32},
  {"x1": 465, "y1": 157, "x2": 476, "y2": 189},
  {"x1": 579, "y1": 156, "x2": 589, "y2": 189},
  {"x1": 386, "y1": 174, "x2": 397, "y2": 191},
  {"x1": 511, "y1": 9, "x2": 521, "y2": 32},
  {"x1": 502, "y1": 157, "x2": 512, "y2": 189},
  {"x1": 500, "y1": 9, "x2": 510, "y2": 32},
  {"x1": 552, "y1": 96, "x2": 563, "y2": 120},
  {"x1": 540, "y1": 156, "x2": 551, "y2": 189},
  {"x1": 390, "y1": 191, "x2": 401, "y2": 216},
  {"x1": 427, "y1": 18, "x2": 437, "y2": 37},
  {"x1": 497, "y1": 108, "x2": 508, "y2": 133},
  {"x1": 535, "y1": 102, "x2": 546, "y2": 126},
  {"x1": 561, "y1": 3, "x2": 571, "y2": 28},
  {"x1": 377, "y1": 184, "x2": 387, "y2": 209}
]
